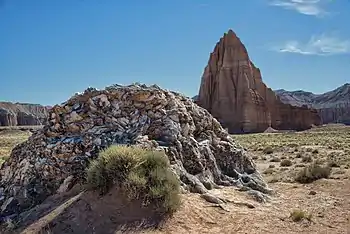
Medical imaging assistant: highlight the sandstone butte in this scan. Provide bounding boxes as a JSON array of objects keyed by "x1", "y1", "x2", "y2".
[{"x1": 196, "y1": 30, "x2": 321, "y2": 134}]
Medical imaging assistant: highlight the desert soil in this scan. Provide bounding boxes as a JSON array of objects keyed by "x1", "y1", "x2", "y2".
[{"x1": 1, "y1": 124, "x2": 350, "y2": 234}]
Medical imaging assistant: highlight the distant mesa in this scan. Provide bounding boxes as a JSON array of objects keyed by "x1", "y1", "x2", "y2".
[
  {"x1": 275, "y1": 83, "x2": 350, "y2": 125},
  {"x1": 195, "y1": 29, "x2": 322, "y2": 133},
  {"x1": 0, "y1": 102, "x2": 48, "y2": 126}
]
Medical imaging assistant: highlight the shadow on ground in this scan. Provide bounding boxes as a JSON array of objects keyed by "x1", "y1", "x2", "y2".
[{"x1": 12, "y1": 185, "x2": 168, "y2": 234}]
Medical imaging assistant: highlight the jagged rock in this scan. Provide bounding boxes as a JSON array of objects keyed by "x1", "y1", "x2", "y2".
[
  {"x1": 0, "y1": 83, "x2": 270, "y2": 218},
  {"x1": 0, "y1": 102, "x2": 49, "y2": 126},
  {"x1": 275, "y1": 83, "x2": 350, "y2": 125},
  {"x1": 196, "y1": 30, "x2": 321, "y2": 133}
]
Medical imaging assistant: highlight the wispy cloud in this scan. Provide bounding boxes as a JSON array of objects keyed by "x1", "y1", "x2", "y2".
[
  {"x1": 269, "y1": 0, "x2": 332, "y2": 17},
  {"x1": 272, "y1": 34, "x2": 350, "y2": 56}
]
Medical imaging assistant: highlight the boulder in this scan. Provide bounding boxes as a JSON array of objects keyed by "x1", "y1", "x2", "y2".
[
  {"x1": 0, "y1": 83, "x2": 269, "y2": 218},
  {"x1": 196, "y1": 30, "x2": 321, "y2": 133}
]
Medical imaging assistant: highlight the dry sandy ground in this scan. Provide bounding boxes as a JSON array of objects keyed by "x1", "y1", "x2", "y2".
[
  {"x1": 1, "y1": 125, "x2": 350, "y2": 234},
  {"x1": 18, "y1": 178, "x2": 350, "y2": 234},
  {"x1": 151, "y1": 180, "x2": 350, "y2": 234}
]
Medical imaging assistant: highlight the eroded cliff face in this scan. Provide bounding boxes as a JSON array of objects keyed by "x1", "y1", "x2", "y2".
[
  {"x1": 276, "y1": 84, "x2": 350, "y2": 125},
  {"x1": 197, "y1": 30, "x2": 321, "y2": 133},
  {"x1": 0, "y1": 102, "x2": 48, "y2": 126}
]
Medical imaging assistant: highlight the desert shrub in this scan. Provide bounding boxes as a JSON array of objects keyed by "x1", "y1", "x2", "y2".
[
  {"x1": 263, "y1": 168, "x2": 275, "y2": 175},
  {"x1": 290, "y1": 209, "x2": 312, "y2": 222},
  {"x1": 301, "y1": 154, "x2": 313, "y2": 163},
  {"x1": 295, "y1": 163, "x2": 331, "y2": 184},
  {"x1": 295, "y1": 152, "x2": 303, "y2": 158},
  {"x1": 268, "y1": 177, "x2": 280, "y2": 183},
  {"x1": 327, "y1": 160, "x2": 340, "y2": 168},
  {"x1": 87, "y1": 145, "x2": 181, "y2": 214},
  {"x1": 280, "y1": 159, "x2": 293, "y2": 167},
  {"x1": 306, "y1": 148, "x2": 313, "y2": 152},
  {"x1": 312, "y1": 149, "x2": 319, "y2": 154},
  {"x1": 270, "y1": 156, "x2": 281, "y2": 162},
  {"x1": 263, "y1": 146, "x2": 274, "y2": 154},
  {"x1": 268, "y1": 164, "x2": 275, "y2": 168}
]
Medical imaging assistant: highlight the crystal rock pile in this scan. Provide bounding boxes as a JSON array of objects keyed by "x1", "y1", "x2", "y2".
[{"x1": 0, "y1": 83, "x2": 269, "y2": 218}]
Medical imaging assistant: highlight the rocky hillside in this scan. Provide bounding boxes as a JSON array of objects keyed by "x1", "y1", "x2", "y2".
[
  {"x1": 196, "y1": 30, "x2": 321, "y2": 133},
  {"x1": 0, "y1": 83, "x2": 269, "y2": 219},
  {"x1": 275, "y1": 83, "x2": 350, "y2": 125},
  {"x1": 0, "y1": 102, "x2": 49, "y2": 126}
]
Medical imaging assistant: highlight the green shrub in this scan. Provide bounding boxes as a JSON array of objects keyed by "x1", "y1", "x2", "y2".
[
  {"x1": 87, "y1": 145, "x2": 181, "y2": 214},
  {"x1": 295, "y1": 163, "x2": 331, "y2": 184}
]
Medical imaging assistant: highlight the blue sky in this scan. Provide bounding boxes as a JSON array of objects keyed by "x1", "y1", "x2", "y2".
[{"x1": 0, "y1": 0, "x2": 349, "y2": 105}]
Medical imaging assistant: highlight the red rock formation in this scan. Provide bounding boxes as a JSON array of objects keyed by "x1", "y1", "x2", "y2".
[{"x1": 196, "y1": 30, "x2": 321, "y2": 133}]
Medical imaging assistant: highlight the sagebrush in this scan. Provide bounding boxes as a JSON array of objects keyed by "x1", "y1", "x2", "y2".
[
  {"x1": 295, "y1": 163, "x2": 331, "y2": 183},
  {"x1": 86, "y1": 145, "x2": 181, "y2": 214}
]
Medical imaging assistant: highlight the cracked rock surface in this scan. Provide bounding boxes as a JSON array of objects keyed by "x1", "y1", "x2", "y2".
[{"x1": 0, "y1": 83, "x2": 270, "y2": 218}]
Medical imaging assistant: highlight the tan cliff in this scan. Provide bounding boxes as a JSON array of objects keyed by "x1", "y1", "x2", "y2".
[
  {"x1": 0, "y1": 102, "x2": 48, "y2": 126},
  {"x1": 196, "y1": 30, "x2": 321, "y2": 133}
]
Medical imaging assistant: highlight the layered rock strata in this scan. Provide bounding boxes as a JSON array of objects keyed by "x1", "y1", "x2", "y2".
[
  {"x1": 276, "y1": 84, "x2": 350, "y2": 125},
  {"x1": 0, "y1": 102, "x2": 48, "y2": 126},
  {"x1": 197, "y1": 30, "x2": 321, "y2": 133}
]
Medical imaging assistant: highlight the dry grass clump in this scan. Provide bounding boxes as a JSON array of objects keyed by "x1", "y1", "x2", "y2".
[
  {"x1": 270, "y1": 156, "x2": 281, "y2": 162},
  {"x1": 280, "y1": 159, "x2": 293, "y2": 167},
  {"x1": 263, "y1": 146, "x2": 274, "y2": 154},
  {"x1": 295, "y1": 163, "x2": 331, "y2": 184},
  {"x1": 263, "y1": 168, "x2": 275, "y2": 175},
  {"x1": 86, "y1": 145, "x2": 181, "y2": 214},
  {"x1": 290, "y1": 209, "x2": 312, "y2": 222},
  {"x1": 301, "y1": 154, "x2": 313, "y2": 163},
  {"x1": 327, "y1": 160, "x2": 340, "y2": 168}
]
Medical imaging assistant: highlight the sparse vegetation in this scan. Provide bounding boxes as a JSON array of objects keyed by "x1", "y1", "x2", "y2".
[
  {"x1": 263, "y1": 146, "x2": 274, "y2": 154},
  {"x1": 301, "y1": 154, "x2": 313, "y2": 163},
  {"x1": 270, "y1": 156, "x2": 281, "y2": 162},
  {"x1": 290, "y1": 209, "x2": 312, "y2": 222},
  {"x1": 86, "y1": 145, "x2": 181, "y2": 214},
  {"x1": 328, "y1": 160, "x2": 340, "y2": 168},
  {"x1": 0, "y1": 130, "x2": 31, "y2": 166},
  {"x1": 295, "y1": 163, "x2": 331, "y2": 184},
  {"x1": 280, "y1": 159, "x2": 293, "y2": 167},
  {"x1": 263, "y1": 168, "x2": 275, "y2": 175}
]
